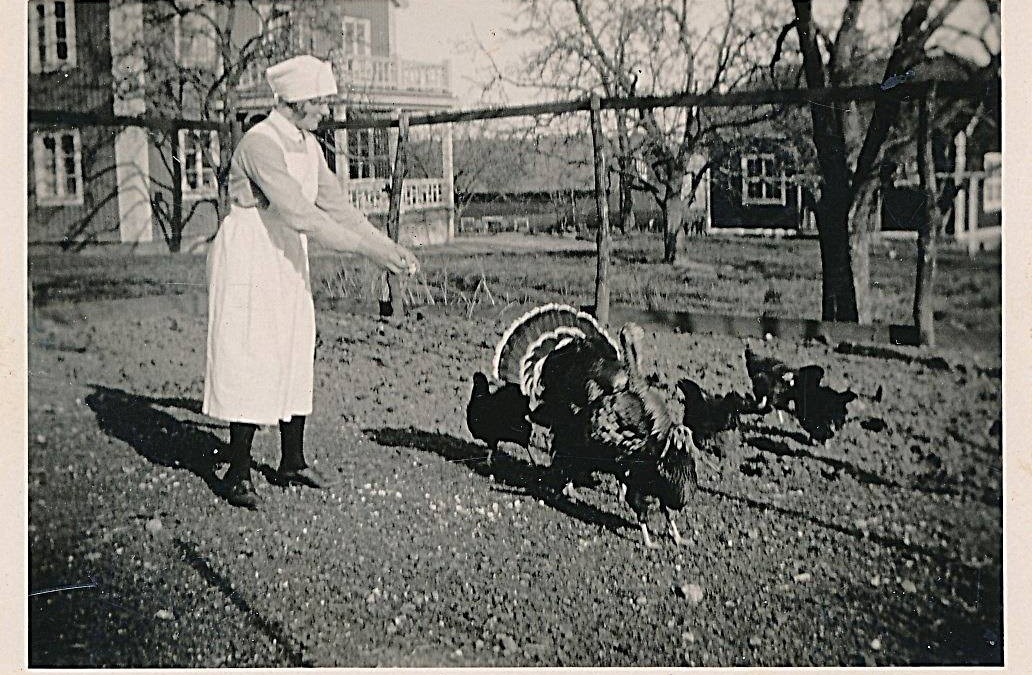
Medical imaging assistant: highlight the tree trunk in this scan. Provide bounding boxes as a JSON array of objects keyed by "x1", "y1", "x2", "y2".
[
  {"x1": 170, "y1": 126, "x2": 183, "y2": 254},
  {"x1": 849, "y1": 182, "x2": 880, "y2": 324},
  {"x1": 662, "y1": 193, "x2": 685, "y2": 264},
  {"x1": 382, "y1": 111, "x2": 409, "y2": 317},
  {"x1": 615, "y1": 108, "x2": 634, "y2": 234},
  {"x1": 914, "y1": 93, "x2": 941, "y2": 346},
  {"x1": 590, "y1": 94, "x2": 611, "y2": 327},
  {"x1": 620, "y1": 183, "x2": 636, "y2": 232},
  {"x1": 814, "y1": 190, "x2": 859, "y2": 322},
  {"x1": 216, "y1": 118, "x2": 241, "y2": 231}
]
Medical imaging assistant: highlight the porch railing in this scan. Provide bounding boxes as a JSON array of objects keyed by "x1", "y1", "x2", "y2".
[
  {"x1": 347, "y1": 177, "x2": 446, "y2": 214},
  {"x1": 331, "y1": 54, "x2": 451, "y2": 95}
]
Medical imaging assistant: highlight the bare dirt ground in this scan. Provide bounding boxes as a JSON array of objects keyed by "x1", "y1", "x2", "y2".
[{"x1": 28, "y1": 286, "x2": 1002, "y2": 667}]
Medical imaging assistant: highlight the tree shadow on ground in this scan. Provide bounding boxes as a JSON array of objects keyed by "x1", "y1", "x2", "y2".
[
  {"x1": 85, "y1": 384, "x2": 226, "y2": 494},
  {"x1": 173, "y1": 538, "x2": 310, "y2": 667},
  {"x1": 365, "y1": 426, "x2": 634, "y2": 538}
]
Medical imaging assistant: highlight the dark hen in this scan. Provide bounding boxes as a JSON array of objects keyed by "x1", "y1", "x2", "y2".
[
  {"x1": 493, "y1": 305, "x2": 698, "y2": 547},
  {"x1": 676, "y1": 378, "x2": 750, "y2": 457},
  {"x1": 790, "y1": 365, "x2": 859, "y2": 443},
  {"x1": 466, "y1": 372, "x2": 532, "y2": 462},
  {"x1": 744, "y1": 347, "x2": 797, "y2": 414}
]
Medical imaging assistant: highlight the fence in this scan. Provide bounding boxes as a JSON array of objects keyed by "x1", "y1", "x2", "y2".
[{"x1": 29, "y1": 76, "x2": 999, "y2": 342}]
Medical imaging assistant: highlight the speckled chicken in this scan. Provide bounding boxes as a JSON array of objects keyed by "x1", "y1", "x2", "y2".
[{"x1": 493, "y1": 304, "x2": 699, "y2": 547}]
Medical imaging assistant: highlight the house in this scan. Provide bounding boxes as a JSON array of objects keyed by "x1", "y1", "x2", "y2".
[
  {"x1": 879, "y1": 59, "x2": 1001, "y2": 253},
  {"x1": 701, "y1": 54, "x2": 999, "y2": 246},
  {"x1": 28, "y1": 0, "x2": 122, "y2": 248},
  {"x1": 27, "y1": 0, "x2": 458, "y2": 252},
  {"x1": 452, "y1": 133, "x2": 599, "y2": 235},
  {"x1": 703, "y1": 135, "x2": 814, "y2": 234}
]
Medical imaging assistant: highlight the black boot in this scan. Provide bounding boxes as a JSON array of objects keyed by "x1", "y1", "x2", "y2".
[
  {"x1": 276, "y1": 416, "x2": 337, "y2": 488},
  {"x1": 222, "y1": 422, "x2": 259, "y2": 509}
]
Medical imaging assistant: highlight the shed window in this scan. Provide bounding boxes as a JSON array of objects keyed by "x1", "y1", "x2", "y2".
[
  {"x1": 33, "y1": 128, "x2": 83, "y2": 206},
  {"x1": 741, "y1": 153, "x2": 785, "y2": 206},
  {"x1": 28, "y1": 0, "x2": 77, "y2": 73}
]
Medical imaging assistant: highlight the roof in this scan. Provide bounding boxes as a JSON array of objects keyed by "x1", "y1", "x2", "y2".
[{"x1": 455, "y1": 133, "x2": 596, "y2": 194}]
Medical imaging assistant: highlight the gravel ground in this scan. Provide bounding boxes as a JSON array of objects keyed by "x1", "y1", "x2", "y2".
[{"x1": 28, "y1": 296, "x2": 1002, "y2": 668}]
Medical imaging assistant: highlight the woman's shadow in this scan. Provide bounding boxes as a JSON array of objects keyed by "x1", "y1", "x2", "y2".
[
  {"x1": 84, "y1": 384, "x2": 228, "y2": 493},
  {"x1": 365, "y1": 426, "x2": 635, "y2": 539}
]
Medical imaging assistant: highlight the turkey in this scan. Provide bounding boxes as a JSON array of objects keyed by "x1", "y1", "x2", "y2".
[
  {"x1": 676, "y1": 377, "x2": 752, "y2": 457},
  {"x1": 493, "y1": 303, "x2": 699, "y2": 547},
  {"x1": 466, "y1": 372, "x2": 532, "y2": 462}
]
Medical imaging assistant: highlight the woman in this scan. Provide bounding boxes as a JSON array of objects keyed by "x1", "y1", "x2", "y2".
[{"x1": 204, "y1": 55, "x2": 419, "y2": 509}]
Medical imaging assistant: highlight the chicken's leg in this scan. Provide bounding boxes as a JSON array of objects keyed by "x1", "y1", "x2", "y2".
[
  {"x1": 639, "y1": 522, "x2": 659, "y2": 549},
  {"x1": 664, "y1": 506, "x2": 684, "y2": 546}
]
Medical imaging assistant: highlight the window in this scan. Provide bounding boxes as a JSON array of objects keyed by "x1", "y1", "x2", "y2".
[
  {"x1": 178, "y1": 129, "x2": 220, "y2": 199},
  {"x1": 983, "y1": 151, "x2": 1001, "y2": 213},
  {"x1": 257, "y1": 2, "x2": 312, "y2": 55},
  {"x1": 237, "y1": 4, "x2": 312, "y2": 88},
  {"x1": 347, "y1": 127, "x2": 389, "y2": 179},
  {"x1": 33, "y1": 129, "x2": 83, "y2": 206},
  {"x1": 28, "y1": 0, "x2": 77, "y2": 73},
  {"x1": 342, "y1": 16, "x2": 371, "y2": 56},
  {"x1": 741, "y1": 153, "x2": 785, "y2": 206},
  {"x1": 175, "y1": 10, "x2": 217, "y2": 68}
]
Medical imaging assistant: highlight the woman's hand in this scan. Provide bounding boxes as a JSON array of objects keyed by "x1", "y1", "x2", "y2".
[{"x1": 378, "y1": 242, "x2": 420, "y2": 276}]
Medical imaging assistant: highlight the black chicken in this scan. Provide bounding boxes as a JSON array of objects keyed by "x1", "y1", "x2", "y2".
[
  {"x1": 466, "y1": 372, "x2": 532, "y2": 462},
  {"x1": 790, "y1": 365, "x2": 859, "y2": 444},
  {"x1": 676, "y1": 378, "x2": 751, "y2": 457},
  {"x1": 493, "y1": 304, "x2": 699, "y2": 547},
  {"x1": 744, "y1": 347, "x2": 797, "y2": 415}
]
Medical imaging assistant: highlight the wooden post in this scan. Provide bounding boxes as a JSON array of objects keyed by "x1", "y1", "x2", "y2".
[
  {"x1": 381, "y1": 111, "x2": 409, "y2": 317},
  {"x1": 914, "y1": 91, "x2": 941, "y2": 347},
  {"x1": 170, "y1": 125, "x2": 183, "y2": 254},
  {"x1": 442, "y1": 122, "x2": 455, "y2": 240},
  {"x1": 589, "y1": 93, "x2": 611, "y2": 327}
]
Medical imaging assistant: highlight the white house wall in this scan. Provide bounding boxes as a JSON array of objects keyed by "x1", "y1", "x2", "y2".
[{"x1": 109, "y1": 0, "x2": 153, "y2": 244}]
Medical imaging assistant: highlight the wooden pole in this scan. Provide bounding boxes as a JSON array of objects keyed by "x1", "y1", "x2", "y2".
[
  {"x1": 914, "y1": 91, "x2": 941, "y2": 347},
  {"x1": 381, "y1": 111, "x2": 409, "y2": 317},
  {"x1": 589, "y1": 93, "x2": 611, "y2": 327},
  {"x1": 170, "y1": 125, "x2": 183, "y2": 254}
]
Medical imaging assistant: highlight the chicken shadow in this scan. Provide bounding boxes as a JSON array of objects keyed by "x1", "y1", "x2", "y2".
[
  {"x1": 365, "y1": 426, "x2": 635, "y2": 537},
  {"x1": 743, "y1": 429, "x2": 960, "y2": 499},
  {"x1": 84, "y1": 384, "x2": 226, "y2": 493}
]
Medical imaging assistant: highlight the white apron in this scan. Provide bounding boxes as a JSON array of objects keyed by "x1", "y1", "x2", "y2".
[{"x1": 203, "y1": 122, "x2": 319, "y2": 425}]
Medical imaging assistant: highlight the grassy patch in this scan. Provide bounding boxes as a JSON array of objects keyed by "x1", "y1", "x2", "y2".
[{"x1": 29, "y1": 233, "x2": 1000, "y2": 332}]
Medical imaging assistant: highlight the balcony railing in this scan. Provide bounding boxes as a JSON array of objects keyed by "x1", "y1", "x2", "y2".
[
  {"x1": 236, "y1": 54, "x2": 452, "y2": 98},
  {"x1": 331, "y1": 54, "x2": 451, "y2": 96},
  {"x1": 347, "y1": 177, "x2": 447, "y2": 214}
]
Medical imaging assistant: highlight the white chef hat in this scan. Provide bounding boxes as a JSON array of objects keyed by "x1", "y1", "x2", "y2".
[{"x1": 265, "y1": 55, "x2": 338, "y2": 102}]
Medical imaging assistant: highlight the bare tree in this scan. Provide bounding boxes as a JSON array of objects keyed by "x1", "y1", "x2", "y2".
[
  {"x1": 509, "y1": 0, "x2": 773, "y2": 263},
  {"x1": 775, "y1": 0, "x2": 998, "y2": 322},
  {"x1": 110, "y1": 0, "x2": 337, "y2": 252}
]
